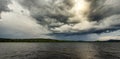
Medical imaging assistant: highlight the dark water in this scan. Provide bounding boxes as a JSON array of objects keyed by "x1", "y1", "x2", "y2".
[{"x1": 0, "y1": 42, "x2": 120, "y2": 59}]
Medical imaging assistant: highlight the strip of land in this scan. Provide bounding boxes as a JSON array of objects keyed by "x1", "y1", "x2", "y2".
[
  {"x1": 0, "y1": 38, "x2": 120, "y2": 42},
  {"x1": 0, "y1": 38, "x2": 76, "y2": 42}
]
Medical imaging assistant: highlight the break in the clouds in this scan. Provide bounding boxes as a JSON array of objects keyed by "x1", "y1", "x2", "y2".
[{"x1": 0, "y1": 0, "x2": 120, "y2": 41}]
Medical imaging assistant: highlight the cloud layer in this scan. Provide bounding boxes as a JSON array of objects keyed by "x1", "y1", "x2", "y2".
[
  {"x1": 0, "y1": 0, "x2": 120, "y2": 41},
  {"x1": 17, "y1": 0, "x2": 120, "y2": 33}
]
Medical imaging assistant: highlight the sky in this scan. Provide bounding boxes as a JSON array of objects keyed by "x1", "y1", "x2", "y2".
[{"x1": 0, "y1": 0, "x2": 120, "y2": 41}]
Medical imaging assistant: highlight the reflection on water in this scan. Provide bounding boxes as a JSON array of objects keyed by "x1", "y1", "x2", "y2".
[{"x1": 0, "y1": 43, "x2": 120, "y2": 59}]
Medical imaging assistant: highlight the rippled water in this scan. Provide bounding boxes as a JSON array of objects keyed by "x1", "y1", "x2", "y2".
[{"x1": 0, "y1": 42, "x2": 120, "y2": 59}]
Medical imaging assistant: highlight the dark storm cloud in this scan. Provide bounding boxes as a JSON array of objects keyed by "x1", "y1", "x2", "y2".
[
  {"x1": 86, "y1": 0, "x2": 120, "y2": 34},
  {"x1": 18, "y1": 0, "x2": 69, "y2": 17},
  {"x1": 1, "y1": 0, "x2": 120, "y2": 33},
  {"x1": 17, "y1": 0, "x2": 74, "y2": 28},
  {"x1": 0, "y1": 0, "x2": 11, "y2": 18},
  {"x1": 17, "y1": 0, "x2": 120, "y2": 32},
  {"x1": 89, "y1": 0, "x2": 120, "y2": 21},
  {"x1": 18, "y1": 0, "x2": 73, "y2": 16}
]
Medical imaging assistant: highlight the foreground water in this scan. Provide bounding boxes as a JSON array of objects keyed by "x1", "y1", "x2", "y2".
[{"x1": 0, "y1": 42, "x2": 120, "y2": 59}]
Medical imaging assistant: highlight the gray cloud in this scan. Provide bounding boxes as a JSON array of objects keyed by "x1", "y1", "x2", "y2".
[
  {"x1": 89, "y1": 0, "x2": 120, "y2": 21},
  {"x1": 16, "y1": 0, "x2": 120, "y2": 33},
  {"x1": 0, "y1": 0, "x2": 11, "y2": 18},
  {"x1": 0, "y1": 11, "x2": 51, "y2": 38},
  {"x1": 17, "y1": 0, "x2": 72, "y2": 27},
  {"x1": 0, "y1": 0, "x2": 120, "y2": 41},
  {"x1": 0, "y1": 0, "x2": 51, "y2": 38}
]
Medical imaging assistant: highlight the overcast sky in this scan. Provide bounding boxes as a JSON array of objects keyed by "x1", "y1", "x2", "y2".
[{"x1": 0, "y1": 0, "x2": 120, "y2": 41}]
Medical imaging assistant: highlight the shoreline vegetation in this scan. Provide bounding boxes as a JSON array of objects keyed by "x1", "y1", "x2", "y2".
[{"x1": 0, "y1": 38, "x2": 120, "y2": 42}]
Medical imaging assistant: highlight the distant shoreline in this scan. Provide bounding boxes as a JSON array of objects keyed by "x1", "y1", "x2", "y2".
[{"x1": 0, "y1": 38, "x2": 120, "y2": 42}]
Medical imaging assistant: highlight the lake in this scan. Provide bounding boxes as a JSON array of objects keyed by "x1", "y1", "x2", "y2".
[{"x1": 0, "y1": 42, "x2": 120, "y2": 59}]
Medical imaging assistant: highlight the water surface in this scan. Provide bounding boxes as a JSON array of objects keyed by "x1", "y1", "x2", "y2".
[{"x1": 0, "y1": 42, "x2": 120, "y2": 59}]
